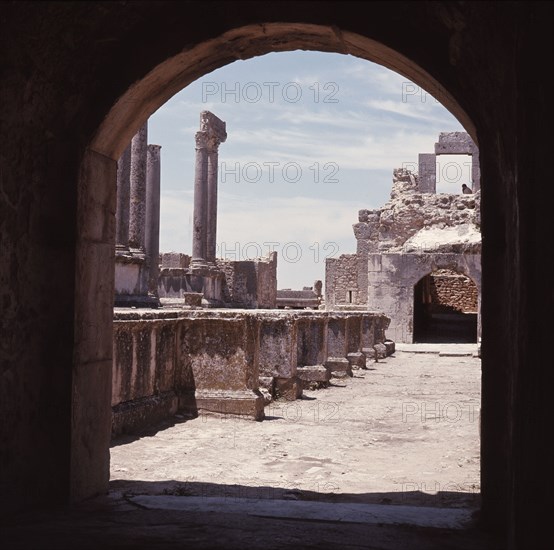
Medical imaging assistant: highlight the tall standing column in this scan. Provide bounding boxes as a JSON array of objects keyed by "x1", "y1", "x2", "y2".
[
  {"x1": 191, "y1": 111, "x2": 227, "y2": 270},
  {"x1": 129, "y1": 122, "x2": 148, "y2": 251},
  {"x1": 115, "y1": 143, "x2": 131, "y2": 249},
  {"x1": 145, "y1": 144, "x2": 161, "y2": 296},
  {"x1": 206, "y1": 144, "x2": 219, "y2": 264},
  {"x1": 191, "y1": 131, "x2": 209, "y2": 267}
]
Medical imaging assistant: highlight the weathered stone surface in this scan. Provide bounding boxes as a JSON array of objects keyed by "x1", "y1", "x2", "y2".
[
  {"x1": 297, "y1": 365, "x2": 331, "y2": 390},
  {"x1": 325, "y1": 155, "x2": 481, "y2": 323},
  {"x1": 258, "y1": 316, "x2": 298, "y2": 380},
  {"x1": 347, "y1": 351, "x2": 367, "y2": 369},
  {"x1": 362, "y1": 347, "x2": 376, "y2": 361},
  {"x1": 161, "y1": 252, "x2": 191, "y2": 268},
  {"x1": 384, "y1": 340, "x2": 395, "y2": 356},
  {"x1": 112, "y1": 391, "x2": 178, "y2": 436},
  {"x1": 129, "y1": 123, "x2": 148, "y2": 251},
  {"x1": 374, "y1": 343, "x2": 387, "y2": 360},
  {"x1": 276, "y1": 288, "x2": 320, "y2": 309},
  {"x1": 216, "y1": 252, "x2": 277, "y2": 308},
  {"x1": 325, "y1": 357, "x2": 353, "y2": 378},
  {"x1": 326, "y1": 317, "x2": 348, "y2": 358},
  {"x1": 183, "y1": 292, "x2": 202, "y2": 307},
  {"x1": 274, "y1": 377, "x2": 303, "y2": 401}
]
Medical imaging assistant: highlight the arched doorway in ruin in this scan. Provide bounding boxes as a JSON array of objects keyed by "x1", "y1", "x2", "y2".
[
  {"x1": 413, "y1": 269, "x2": 479, "y2": 343},
  {"x1": 76, "y1": 21, "x2": 483, "y2": 508}
]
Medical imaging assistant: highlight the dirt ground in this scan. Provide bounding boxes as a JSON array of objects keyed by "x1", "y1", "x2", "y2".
[{"x1": 110, "y1": 347, "x2": 481, "y2": 510}]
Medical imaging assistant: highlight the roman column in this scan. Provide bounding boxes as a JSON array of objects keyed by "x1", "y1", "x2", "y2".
[
  {"x1": 145, "y1": 144, "x2": 161, "y2": 295},
  {"x1": 191, "y1": 131, "x2": 209, "y2": 267},
  {"x1": 191, "y1": 111, "x2": 227, "y2": 268},
  {"x1": 115, "y1": 142, "x2": 131, "y2": 250},
  {"x1": 129, "y1": 122, "x2": 148, "y2": 251}
]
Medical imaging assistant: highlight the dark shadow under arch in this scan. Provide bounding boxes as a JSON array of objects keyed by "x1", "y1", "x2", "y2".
[{"x1": 413, "y1": 270, "x2": 478, "y2": 343}]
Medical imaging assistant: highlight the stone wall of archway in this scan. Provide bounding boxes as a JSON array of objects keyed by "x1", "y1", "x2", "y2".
[
  {"x1": 367, "y1": 253, "x2": 481, "y2": 343},
  {"x1": 1, "y1": 3, "x2": 551, "y2": 547}
]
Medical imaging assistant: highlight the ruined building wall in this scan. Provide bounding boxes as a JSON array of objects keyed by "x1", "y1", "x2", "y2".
[
  {"x1": 111, "y1": 310, "x2": 391, "y2": 434},
  {"x1": 325, "y1": 254, "x2": 360, "y2": 306},
  {"x1": 326, "y1": 164, "x2": 482, "y2": 342},
  {"x1": 429, "y1": 272, "x2": 478, "y2": 313},
  {"x1": 216, "y1": 251, "x2": 277, "y2": 308}
]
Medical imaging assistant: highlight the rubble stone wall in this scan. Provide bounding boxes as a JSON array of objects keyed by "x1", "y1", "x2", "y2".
[
  {"x1": 325, "y1": 254, "x2": 360, "y2": 306},
  {"x1": 429, "y1": 273, "x2": 478, "y2": 313}
]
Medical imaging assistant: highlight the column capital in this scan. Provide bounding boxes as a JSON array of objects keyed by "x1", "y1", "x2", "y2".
[{"x1": 195, "y1": 131, "x2": 210, "y2": 150}]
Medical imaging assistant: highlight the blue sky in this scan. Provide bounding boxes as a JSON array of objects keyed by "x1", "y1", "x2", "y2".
[{"x1": 148, "y1": 51, "x2": 467, "y2": 289}]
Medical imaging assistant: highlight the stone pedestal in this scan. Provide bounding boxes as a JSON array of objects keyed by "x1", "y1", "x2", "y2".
[
  {"x1": 259, "y1": 315, "x2": 301, "y2": 401},
  {"x1": 180, "y1": 315, "x2": 264, "y2": 420}
]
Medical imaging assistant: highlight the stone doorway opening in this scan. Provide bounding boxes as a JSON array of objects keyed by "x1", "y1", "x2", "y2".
[{"x1": 413, "y1": 269, "x2": 478, "y2": 343}]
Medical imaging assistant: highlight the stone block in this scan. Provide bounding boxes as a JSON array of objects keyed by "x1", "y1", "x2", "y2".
[
  {"x1": 362, "y1": 347, "x2": 376, "y2": 361},
  {"x1": 195, "y1": 389, "x2": 265, "y2": 421},
  {"x1": 258, "y1": 376, "x2": 275, "y2": 404},
  {"x1": 297, "y1": 365, "x2": 331, "y2": 384},
  {"x1": 274, "y1": 377, "x2": 303, "y2": 401},
  {"x1": 112, "y1": 391, "x2": 178, "y2": 436},
  {"x1": 384, "y1": 339, "x2": 395, "y2": 356},
  {"x1": 347, "y1": 351, "x2": 366, "y2": 369},
  {"x1": 374, "y1": 343, "x2": 387, "y2": 360},
  {"x1": 183, "y1": 292, "x2": 202, "y2": 307},
  {"x1": 325, "y1": 357, "x2": 353, "y2": 378}
]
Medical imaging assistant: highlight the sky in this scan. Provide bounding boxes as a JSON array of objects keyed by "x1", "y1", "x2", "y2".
[{"x1": 148, "y1": 51, "x2": 468, "y2": 289}]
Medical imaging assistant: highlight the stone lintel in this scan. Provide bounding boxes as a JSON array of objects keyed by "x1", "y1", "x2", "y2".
[{"x1": 434, "y1": 132, "x2": 477, "y2": 155}]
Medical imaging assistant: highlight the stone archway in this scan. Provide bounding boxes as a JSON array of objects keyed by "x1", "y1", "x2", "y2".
[
  {"x1": 74, "y1": 23, "x2": 478, "y2": 502},
  {"x1": 413, "y1": 268, "x2": 479, "y2": 343},
  {"x1": 3, "y1": 4, "x2": 551, "y2": 547}
]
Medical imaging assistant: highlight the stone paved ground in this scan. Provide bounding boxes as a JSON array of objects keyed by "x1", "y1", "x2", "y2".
[
  {"x1": 110, "y1": 346, "x2": 481, "y2": 508},
  {"x1": 5, "y1": 346, "x2": 489, "y2": 549}
]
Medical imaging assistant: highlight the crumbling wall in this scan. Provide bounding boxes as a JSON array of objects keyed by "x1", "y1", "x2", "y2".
[
  {"x1": 367, "y1": 253, "x2": 481, "y2": 342},
  {"x1": 216, "y1": 251, "x2": 277, "y2": 308},
  {"x1": 354, "y1": 168, "x2": 481, "y2": 254},
  {"x1": 325, "y1": 254, "x2": 360, "y2": 306},
  {"x1": 157, "y1": 253, "x2": 191, "y2": 298},
  {"x1": 429, "y1": 271, "x2": 478, "y2": 313}
]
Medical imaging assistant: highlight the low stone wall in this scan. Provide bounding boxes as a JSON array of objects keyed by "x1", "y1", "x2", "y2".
[{"x1": 112, "y1": 309, "x2": 391, "y2": 436}]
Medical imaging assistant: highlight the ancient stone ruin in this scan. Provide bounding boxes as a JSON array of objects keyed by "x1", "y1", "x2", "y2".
[
  {"x1": 325, "y1": 132, "x2": 481, "y2": 343},
  {"x1": 110, "y1": 110, "x2": 400, "y2": 433},
  {"x1": 114, "y1": 122, "x2": 162, "y2": 307},
  {"x1": 110, "y1": 126, "x2": 482, "y2": 436}
]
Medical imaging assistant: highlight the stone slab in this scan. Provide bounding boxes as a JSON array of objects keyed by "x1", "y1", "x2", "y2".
[{"x1": 129, "y1": 495, "x2": 475, "y2": 530}]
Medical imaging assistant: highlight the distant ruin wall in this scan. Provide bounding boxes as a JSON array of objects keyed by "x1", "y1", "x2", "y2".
[
  {"x1": 325, "y1": 254, "x2": 360, "y2": 306},
  {"x1": 216, "y1": 251, "x2": 277, "y2": 308},
  {"x1": 429, "y1": 273, "x2": 478, "y2": 313}
]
